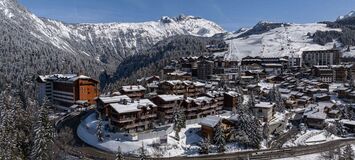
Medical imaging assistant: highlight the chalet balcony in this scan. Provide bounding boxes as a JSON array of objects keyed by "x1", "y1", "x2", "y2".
[
  {"x1": 200, "y1": 105, "x2": 211, "y2": 110},
  {"x1": 140, "y1": 114, "x2": 157, "y2": 119},
  {"x1": 187, "y1": 112, "x2": 197, "y2": 117},
  {"x1": 111, "y1": 116, "x2": 135, "y2": 123},
  {"x1": 186, "y1": 107, "x2": 198, "y2": 112},
  {"x1": 163, "y1": 109, "x2": 174, "y2": 114},
  {"x1": 164, "y1": 114, "x2": 173, "y2": 119},
  {"x1": 201, "y1": 110, "x2": 213, "y2": 115},
  {"x1": 160, "y1": 103, "x2": 176, "y2": 108}
]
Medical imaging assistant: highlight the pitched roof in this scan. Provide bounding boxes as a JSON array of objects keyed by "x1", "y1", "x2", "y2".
[
  {"x1": 110, "y1": 99, "x2": 156, "y2": 114},
  {"x1": 199, "y1": 116, "x2": 221, "y2": 128}
]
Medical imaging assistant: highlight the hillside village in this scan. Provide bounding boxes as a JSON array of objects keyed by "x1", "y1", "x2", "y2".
[{"x1": 37, "y1": 46, "x2": 355, "y2": 158}]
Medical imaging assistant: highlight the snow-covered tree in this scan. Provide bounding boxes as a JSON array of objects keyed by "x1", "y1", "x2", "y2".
[
  {"x1": 30, "y1": 98, "x2": 55, "y2": 160},
  {"x1": 249, "y1": 91, "x2": 256, "y2": 108},
  {"x1": 116, "y1": 146, "x2": 124, "y2": 160},
  {"x1": 237, "y1": 102, "x2": 263, "y2": 149},
  {"x1": 138, "y1": 142, "x2": 147, "y2": 160},
  {"x1": 214, "y1": 122, "x2": 226, "y2": 153},
  {"x1": 227, "y1": 127, "x2": 239, "y2": 142},
  {"x1": 321, "y1": 149, "x2": 336, "y2": 160},
  {"x1": 335, "y1": 120, "x2": 347, "y2": 136},
  {"x1": 198, "y1": 138, "x2": 211, "y2": 154},
  {"x1": 96, "y1": 115, "x2": 104, "y2": 142},
  {"x1": 235, "y1": 130, "x2": 250, "y2": 149},
  {"x1": 173, "y1": 105, "x2": 186, "y2": 140},
  {"x1": 0, "y1": 90, "x2": 21, "y2": 159},
  {"x1": 267, "y1": 85, "x2": 277, "y2": 102},
  {"x1": 344, "y1": 104, "x2": 355, "y2": 120},
  {"x1": 268, "y1": 85, "x2": 285, "y2": 112},
  {"x1": 342, "y1": 144, "x2": 355, "y2": 160},
  {"x1": 324, "y1": 123, "x2": 336, "y2": 138}
]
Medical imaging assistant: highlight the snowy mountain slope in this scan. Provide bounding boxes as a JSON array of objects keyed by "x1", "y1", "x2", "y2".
[
  {"x1": 0, "y1": 0, "x2": 224, "y2": 63},
  {"x1": 337, "y1": 11, "x2": 355, "y2": 21},
  {"x1": 222, "y1": 23, "x2": 342, "y2": 60}
]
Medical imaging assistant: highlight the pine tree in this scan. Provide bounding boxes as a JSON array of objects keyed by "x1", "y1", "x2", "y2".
[
  {"x1": 321, "y1": 149, "x2": 336, "y2": 160},
  {"x1": 335, "y1": 120, "x2": 347, "y2": 136},
  {"x1": 237, "y1": 102, "x2": 263, "y2": 149},
  {"x1": 116, "y1": 146, "x2": 124, "y2": 160},
  {"x1": 30, "y1": 98, "x2": 55, "y2": 160},
  {"x1": 345, "y1": 104, "x2": 354, "y2": 120},
  {"x1": 96, "y1": 115, "x2": 104, "y2": 142},
  {"x1": 138, "y1": 142, "x2": 147, "y2": 160},
  {"x1": 214, "y1": 122, "x2": 226, "y2": 153},
  {"x1": 227, "y1": 127, "x2": 239, "y2": 142},
  {"x1": 267, "y1": 85, "x2": 277, "y2": 102},
  {"x1": 274, "y1": 86, "x2": 285, "y2": 113},
  {"x1": 198, "y1": 138, "x2": 211, "y2": 154},
  {"x1": 173, "y1": 104, "x2": 186, "y2": 140},
  {"x1": 342, "y1": 144, "x2": 355, "y2": 160},
  {"x1": 0, "y1": 89, "x2": 20, "y2": 159},
  {"x1": 235, "y1": 130, "x2": 250, "y2": 149}
]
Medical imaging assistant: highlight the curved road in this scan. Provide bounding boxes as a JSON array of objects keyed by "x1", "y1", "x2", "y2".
[{"x1": 56, "y1": 111, "x2": 355, "y2": 160}]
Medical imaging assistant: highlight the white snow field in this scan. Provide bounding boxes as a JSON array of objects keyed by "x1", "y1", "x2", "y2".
[
  {"x1": 77, "y1": 112, "x2": 265, "y2": 157},
  {"x1": 223, "y1": 23, "x2": 342, "y2": 60}
]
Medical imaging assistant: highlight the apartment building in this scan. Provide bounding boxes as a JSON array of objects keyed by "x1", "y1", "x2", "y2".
[
  {"x1": 37, "y1": 74, "x2": 99, "y2": 107},
  {"x1": 120, "y1": 85, "x2": 146, "y2": 99},
  {"x1": 157, "y1": 80, "x2": 206, "y2": 97},
  {"x1": 302, "y1": 49, "x2": 341, "y2": 67},
  {"x1": 107, "y1": 99, "x2": 157, "y2": 132},
  {"x1": 151, "y1": 94, "x2": 184, "y2": 123}
]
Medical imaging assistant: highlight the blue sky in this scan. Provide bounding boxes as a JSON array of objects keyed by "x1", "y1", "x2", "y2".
[{"x1": 19, "y1": 0, "x2": 355, "y2": 31}]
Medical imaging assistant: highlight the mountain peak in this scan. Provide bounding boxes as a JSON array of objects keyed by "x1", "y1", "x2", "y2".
[
  {"x1": 159, "y1": 15, "x2": 202, "y2": 24},
  {"x1": 337, "y1": 11, "x2": 355, "y2": 21}
]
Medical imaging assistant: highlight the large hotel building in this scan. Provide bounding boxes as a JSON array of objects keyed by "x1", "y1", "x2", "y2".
[{"x1": 36, "y1": 74, "x2": 99, "y2": 107}]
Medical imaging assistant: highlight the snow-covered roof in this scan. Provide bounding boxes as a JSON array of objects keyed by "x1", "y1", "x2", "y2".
[
  {"x1": 38, "y1": 74, "x2": 94, "y2": 82},
  {"x1": 262, "y1": 63, "x2": 283, "y2": 67},
  {"x1": 254, "y1": 102, "x2": 275, "y2": 108},
  {"x1": 121, "y1": 85, "x2": 146, "y2": 92},
  {"x1": 98, "y1": 95, "x2": 131, "y2": 104},
  {"x1": 167, "y1": 70, "x2": 190, "y2": 76},
  {"x1": 110, "y1": 99, "x2": 156, "y2": 114},
  {"x1": 193, "y1": 81, "x2": 206, "y2": 87},
  {"x1": 194, "y1": 96, "x2": 213, "y2": 104},
  {"x1": 199, "y1": 116, "x2": 221, "y2": 128},
  {"x1": 226, "y1": 91, "x2": 239, "y2": 97},
  {"x1": 157, "y1": 94, "x2": 184, "y2": 102},
  {"x1": 306, "y1": 111, "x2": 326, "y2": 120},
  {"x1": 341, "y1": 119, "x2": 355, "y2": 126}
]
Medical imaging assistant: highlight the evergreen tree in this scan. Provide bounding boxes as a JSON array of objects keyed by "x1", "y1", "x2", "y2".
[
  {"x1": 213, "y1": 122, "x2": 226, "y2": 153},
  {"x1": 235, "y1": 130, "x2": 250, "y2": 149},
  {"x1": 267, "y1": 85, "x2": 277, "y2": 102},
  {"x1": 227, "y1": 127, "x2": 239, "y2": 142},
  {"x1": 172, "y1": 104, "x2": 186, "y2": 140},
  {"x1": 116, "y1": 146, "x2": 124, "y2": 160},
  {"x1": 344, "y1": 104, "x2": 355, "y2": 120},
  {"x1": 321, "y1": 149, "x2": 336, "y2": 160},
  {"x1": 30, "y1": 98, "x2": 54, "y2": 160},
  {"x1": 274, "y1": 86, "x2": 285, "y2": 113},
  {"x1": 138, "y1": 142, "x2": 147, "y2": 160},
  {"x1": 237, "y1": 101, "x2": 263, "y2": 149},
  {"x1": 335, "y1": 120, "x2": 347, "y2": 136},
  {"x1": 198, "y1": 138, "x2": 211, "y2": 154},
  {"x1": 96, "y1": 115, "x2": 104, "y2": 142},
  {"x1": 0, "y1": 89, "x2": 21, "y2": 159},
  {"x1": 342, "y1": 144, "x2": 355, "y2": 160}
]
